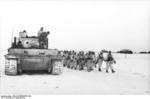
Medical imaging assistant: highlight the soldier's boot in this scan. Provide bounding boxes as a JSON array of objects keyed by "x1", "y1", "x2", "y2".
[
  {"x1": 79, "y1": 68, "x2": 83, "y2": 71},
  {"x1": 79, "y1": 66, "x2": 83, "y2": 71},
  {"x1": 63, "y1": 64, "x2": 65, "y2": 67},
  {"x1": 74, "y1": 67, "x2": 77, "y2": 70},
  {"x1": 98, "y1": 68, "x2": 101, "y2": 72},
  {"x1": 87, "y1": 69, "x2": 92, "y2": 72},
  {"x1": 112, "y1": 69, "x2": 115, "y2": 73},
  {"x1": 106, "y1": 70, "x2": 108, "y2": 73},
  {"x1": 79, "y1": 66, "x2": 82, "y2": 71},
  {"x1": 67, "y1": 65, "x2": 70, "y2": 69}
]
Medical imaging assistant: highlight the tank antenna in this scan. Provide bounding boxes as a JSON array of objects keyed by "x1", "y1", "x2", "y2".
[{"x1": 11, "y1": 28, "x2": 14, "y2": 47}]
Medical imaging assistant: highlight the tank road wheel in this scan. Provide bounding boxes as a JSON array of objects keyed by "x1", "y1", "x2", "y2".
[
  {"x1": 51, "y1": 60, "x2": 63, "y2": 75},
  {"x1": 5, "y1": 56, "x2": 18, "y2": 75}
]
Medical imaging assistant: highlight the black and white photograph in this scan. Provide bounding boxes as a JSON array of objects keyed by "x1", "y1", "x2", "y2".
[{"x1": 0, "y1": 0, "x2": 150, "y2": 96}]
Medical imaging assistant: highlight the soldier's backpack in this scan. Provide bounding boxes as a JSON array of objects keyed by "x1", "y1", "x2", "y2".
[{"x1": 107, "y1": 55, "x2": 113, "y2": 61}]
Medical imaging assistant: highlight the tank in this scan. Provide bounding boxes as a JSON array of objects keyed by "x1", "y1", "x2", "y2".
[{"x1": 4, "y1": 28, "x2": 63, "y2": 75}]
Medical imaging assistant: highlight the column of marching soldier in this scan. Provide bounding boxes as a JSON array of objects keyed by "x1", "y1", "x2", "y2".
[{"x1": 61, "y1": 50, "x2": 116, "y2": 73}]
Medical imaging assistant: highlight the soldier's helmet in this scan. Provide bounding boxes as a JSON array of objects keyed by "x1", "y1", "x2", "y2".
[
  {"x1": 23, "y1": 30, "x2": 26, "y2": 33},
  {"x1": 100, "y1": 52, "x2": 103, "y2": 55},
  {"x1": 40, "y1": 27, "x2": 44, "y2": 31}
]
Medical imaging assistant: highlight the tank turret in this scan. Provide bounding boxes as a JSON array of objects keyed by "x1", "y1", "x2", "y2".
[{"x1": 11, "y1": 28, "x2": 49, "y2": 49}]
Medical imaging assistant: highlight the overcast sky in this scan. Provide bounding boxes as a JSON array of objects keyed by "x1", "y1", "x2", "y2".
[{"x1": 0, "y1": 0, "x2": 150, "y2": 52}]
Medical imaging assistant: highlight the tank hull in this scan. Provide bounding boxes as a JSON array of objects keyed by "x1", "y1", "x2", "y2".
[
  {"x1": 5, "y1": 48, "x2": 63, "y2": 75},
  {"x1": 19, "y1": 56, "x2": 51, "y2": 71}
]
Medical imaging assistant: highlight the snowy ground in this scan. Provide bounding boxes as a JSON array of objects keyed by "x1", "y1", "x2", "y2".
[{"x1": 0, "y1": 51, "x2": 150, "y2": 94}]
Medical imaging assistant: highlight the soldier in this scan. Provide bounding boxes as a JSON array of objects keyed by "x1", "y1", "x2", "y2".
[
  {"x1": 62, "y1": 51, "x2": 67, "y2": 67},
  {"x1": 12, "y1": 37, "x2": 17, "y2": 48},
  {"x1": 97, "y1": 52, "x2": 104, "y2": 72},
  {"x1": 38, "y1": 27, "x2": 44, "y2": 37},
  {"x1": 66, "y1": 54, "x2": 71, "y2": 68},
  {"x1": 70, "y1": 55, "x2": 77, "y2": 69},
  {"x1": 39, "y1": 31, "x2": 50, "y2": 49},
  {"x1": 91, "y1": 51, "x2": 97, "y2": 68},
  {"x1": 105, "y1": 51, "x2": 116, "y2": 73},
  {"x1": 78, "y1": 52, "x2": 85, "y2": 70},
  {"x1": 74, "y1": 54, "x2": 78, "y2": 70},
  {"x1": 86, "y1": 52, "x2": 93, "y2": 72}
]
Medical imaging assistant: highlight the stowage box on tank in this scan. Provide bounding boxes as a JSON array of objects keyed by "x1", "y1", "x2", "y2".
[{"x1": 4, "y1": 28, "x2": 63, "y2": 75}]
